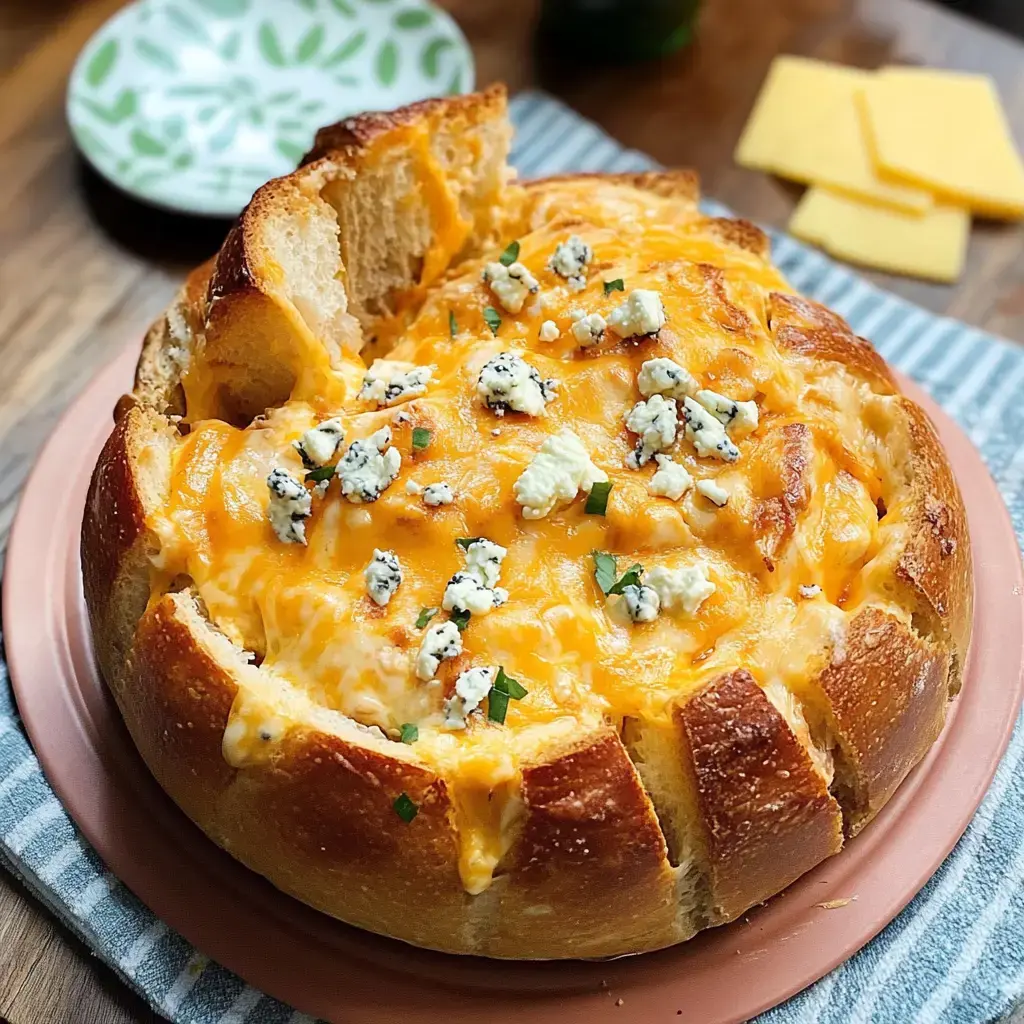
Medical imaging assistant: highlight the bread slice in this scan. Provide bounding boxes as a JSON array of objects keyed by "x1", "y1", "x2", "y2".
[{"x1": 139, "y1": 85, "x2": 513, "y2": 427}]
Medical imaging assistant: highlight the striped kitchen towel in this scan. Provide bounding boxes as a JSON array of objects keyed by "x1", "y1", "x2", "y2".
[{"x1": 2, "y1": 90, "x2": 1024, "y2": 1024}]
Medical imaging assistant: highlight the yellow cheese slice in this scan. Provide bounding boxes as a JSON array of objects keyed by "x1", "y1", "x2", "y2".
[
  {"x1": 789, "y1": 186, "x2": 969, "y2": 283},
  {"x1": 859, "y1": 67, "x2": 1024, "y2": 219},
  {"x1": 735, "y1": 56, "x2": 932, "y2": 213}
]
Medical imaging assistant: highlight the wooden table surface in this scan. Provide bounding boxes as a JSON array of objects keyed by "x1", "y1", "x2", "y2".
[{"x1": 2, "y1": 0, "x2": 1024, "y2": 1021}]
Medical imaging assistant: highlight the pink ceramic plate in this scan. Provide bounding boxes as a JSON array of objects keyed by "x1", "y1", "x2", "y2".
[{"x1": 5, "y1": 345, "x2": 1023, "y2": 1024}]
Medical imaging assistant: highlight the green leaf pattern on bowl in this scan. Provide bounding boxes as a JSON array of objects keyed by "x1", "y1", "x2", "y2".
[{"x1": 66, "y1": 0, "x2": 473, "y2": 216}]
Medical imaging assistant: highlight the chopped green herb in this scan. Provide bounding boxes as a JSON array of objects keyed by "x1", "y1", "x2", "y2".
[
  {"x1": 488, "y1": 666, "x2": 528, "y2": 724},
  {"x1": 499, "y1": 240, "x2": 520, "y2": 266},
  {"x1": 592, "y1": 551, "x2": 643, "y2": 595},
  {"x1": 483, "y1": 306, "x2": 502, "y2": 336},
  {"x1": 415, "y1": 607, "x2": 439, "y2": 629},
  {"x1": 393, "y1": 792, "x2": 418, "y2": 822},
  {"x1": 584, "y1": 480, "x2": 613, "y2": 516},
  {"x1": 593, "y1": 551, "x2": 619, "y2": 595},
  {"x1": 456, "y1": 536, "x2": 485, "y2": 551},
  {"x1": 304, "y1": 464, "x2": 336, "y2": 484},
  {"x1": 412, "y1": 427, "x2": 431, "y2": 450},
  {"x1": 449, "y1": 309, "x2": 457, "y2": 338},
  {"x1": 450, "y1": 608, "x2": 471, "y2": 631},
  {"x1": 608, "y1": 563, "x2": 644, "y2": 596},
  {"x1": 399, "y1": 723, "x2": 419, "y2": 744},
  {"x1": 603, "y1": 278, "x2": 625, "y2": 295}
]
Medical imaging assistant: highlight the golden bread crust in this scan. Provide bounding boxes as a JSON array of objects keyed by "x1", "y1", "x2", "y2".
[{"x1": 82, "y1": 88, "x2": 972, "y2": 959}]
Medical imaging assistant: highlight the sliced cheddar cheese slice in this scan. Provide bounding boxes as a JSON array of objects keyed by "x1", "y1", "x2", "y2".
[
  {"x1": 859, "y1": 67, "x2": 1024, "y2": 220},
  {"x1": 735, "y1": 56, "x2": 932, "y2": 214},
  {"x1": 789, "y1": 186, "x2": 969, "y2": 283}
]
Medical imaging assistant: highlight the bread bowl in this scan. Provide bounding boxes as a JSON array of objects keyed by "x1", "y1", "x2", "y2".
[{"x1": 82, "y1": 85, "x2": 972, "y2": 959}]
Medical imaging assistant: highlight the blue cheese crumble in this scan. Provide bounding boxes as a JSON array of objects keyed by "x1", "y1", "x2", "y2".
[
  {"x1": 266, "y1": 468, "x2": 312, "y2": 545},
  {"x1": 696, "y1": 478, "x2": 730, "y2": 507},
  {"x1": 548, "y1": 235, "x2": 593, "y2": 292},
  {"x1": 513, "y1": 428, "x2": 608, "y2": 519},
  {"x1": 607, "y1": 289, "x2": 666, "y2": 338},
  {"x1": 620, "y1": 584, "x2": 661, "y2": 623},
  {"x1": 799, "y1": 584, "x2": 822, "y2": 599},
  {"x1": 364, "y1": 549, "x2": 403, "y2": 607},
  {"x1": 293, "y1": 417, "x2": 344, "y2": 469},
  {"x1": 646, "y1": 564, "x2": 715, "y2": 616},
  {"x1": 482, "y1": 261, "x2": 539, "y2": 314},
  {"x1": 538, "y1": 319, "x2": 560, "y2": 342},
  {"x1": 682, "y1": 397, "x2": 740, "y2": 462},
  {"x1": 406, "y1": 480, "x2": 455, "y2": 506},
  {"x1": 649, "y1": 454, "x2": 693, "y2": 500},
  {"x1": 477, "y1": 352, "x2": 557, "y2": 417},
  {"x1": 359, "y1": 360, "x2": 433, "y2": 407},
  {"x1": 442, "y1": 539, "x2": 509, "y2": 616},
  {"x1": 569, "y1": 309, "x2": 606, "y2": 347},
  {"x1": 694, "y1": 388, "x2": 759, "y2": 438},
  {"x1": 637, "y1": 358, "x2": 698, "y2": 400},
  {"x1": 625, "y1": 394, "x2": 678, "y2": 469},
  {"x1": 443, "y1": 666, "x2": 494, "y2": 729},
  {"x1": 336, "y1": 426, "x2": 401, "y2": 502},
  {"x1": 415, "y1": 620, "x2": 463, "y2": 681}
]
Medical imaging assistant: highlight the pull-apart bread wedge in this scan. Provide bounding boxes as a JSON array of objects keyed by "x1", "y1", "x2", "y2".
[{"x1": 83, "y1": 86, "x2": 971, "y2": 958}]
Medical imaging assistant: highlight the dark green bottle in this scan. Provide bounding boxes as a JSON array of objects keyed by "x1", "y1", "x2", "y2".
[{"x1": 538, "y1": 0, "x2": 701, "y2": 64}]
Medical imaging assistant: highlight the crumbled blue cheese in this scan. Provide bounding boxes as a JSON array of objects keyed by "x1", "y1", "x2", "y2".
[
  {"x1": 538, "y1": 319, "x2": 560, "y2": 342},
  {"x1": 359, "y1": 360, "x2": 433, "y2": 407},
  {"x1": 649, "y1": 454, "x2": 693, "y2": 500},
  {"x1": 336, "y1": 426, "x2": 401, "y2": 502},
  {"x1": 646, "y1": 564, "x2": 715, "y2": 616},
  {"x1": 625, "y1": 394, "x2": 678, "y2": 469},
  {"x1": 442, "y1": 538, "x2": 509, "y2": 616},
  {"x1": 695, "y1": 478, "x2": 730, "y2": 507},
  {"x1": 293, "y1": 417, "x2": 344, "y2": 469},
  {"x1": 570, "y1": 309, "x2": 606, "y2": 347},
  {"x1": 422, "y1": 483, "x2": 454, "y2": 506},
  {"x1": 415, "y1": 620, "x2": 462, "y2": 681},
  {"x1": 694, "y1": 388, "x2": 759, "y2": 437},
  {"x1": 482, "y1": 261, "x2": 539, "y2": 314},
  {"x1": 548, "y1": 235, "x2": 593, "y2": 292},
  {"x1": 463, "y1": 538, "x2": 507, "y2": 589},
  {"x1": 266, "y1": 468, "x2": 312, "y2": 545},
  {"x1": 364, "y1": 549, "x2": 402, "y2": 607},
  {"x1": 477, "y1": 352, "x2": 557, "y2": 417},
  {"x1": 637, "y1": 358, "x2": 698, "y2": 400},
  {"x1": 443, "y1": 666, "x2": 494, "y2": 729},
  {"x1": 607, "y1": 289, "x2": 666, "y2": 338},
  {"x1": 513, "y1": 428, "x2": 608, "y2": 519},
  {"x1": 682, "y1": 397, "x2": 740, "y2": 462},
  {"x1": 798, "y1": 584, "x2": 822, "y2": 599},
  {"x1": 392, "y1": 409, "x2": 412, "y2": 425},
  {"x1": 620, "y1": 584, "x2": 661, "y2": 623}
]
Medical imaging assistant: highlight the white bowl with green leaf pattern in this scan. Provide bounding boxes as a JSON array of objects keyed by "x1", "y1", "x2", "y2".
[{"x1": 67, "y1": 0, "x2": 474, "y2": 217}]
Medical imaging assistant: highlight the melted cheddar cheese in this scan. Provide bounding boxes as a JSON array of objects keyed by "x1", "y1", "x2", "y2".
[{"x1": 150, "y1": 180, "x2": 904, "y2": 893}]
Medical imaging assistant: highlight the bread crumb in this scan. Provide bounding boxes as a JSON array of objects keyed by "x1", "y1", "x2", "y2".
[{"x1": 817, "y1": 896, "x2": 857, "y2": 909}]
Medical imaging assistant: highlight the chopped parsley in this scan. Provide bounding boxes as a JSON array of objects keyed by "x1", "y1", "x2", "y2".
[
  {"x1": 450, "y1": 608, "x2": 471, "y2": 631},
  {"x1": 393, "y1": 792, "x2": 418, "y2": 822},
  {"x1": 449, "y1": 309, "x2": 458, "y2": 338},
  {"x1": 499, "y1": 240, "x2": 520, "y2": 266},
  {"x1": 456, "y1": 536, "x2": 485, "y2": 550},
  {"x1": 483, "y1": 306, "x2": 502, "y2": 336},
  {"x1": 584, "y1": 480, "x2": 613, "y2": 516},
  {"x1": 487, "y1": 666, "x2": 529, "y2": 724},
  {"x1": 399, "y1": 723, "x2": 419, "y2": 744},
  {"x1": 592, "y1": 551, "x2": 644, "y2": 595},
  {"x1": 415, "y1": 606, "x2": 439, "y2": 629},
  {"x1": 603, "y1": 278, "x2": 625, "y2": 295},
  {"x1": 304, "y1": 464, "x2": 336, "y2": 484},
  {"x1": 411, "y1": 426, "x2": 431, "y2": 450}
]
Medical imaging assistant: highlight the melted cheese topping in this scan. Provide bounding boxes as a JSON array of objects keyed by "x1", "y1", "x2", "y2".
[{"x1": 150, "y1": 180, "x2": 904, "y2": 893}]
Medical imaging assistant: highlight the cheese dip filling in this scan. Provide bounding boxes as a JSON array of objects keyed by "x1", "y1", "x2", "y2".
[{"x1": 150, "y1": 178, "x2": 890, "y2": 896}]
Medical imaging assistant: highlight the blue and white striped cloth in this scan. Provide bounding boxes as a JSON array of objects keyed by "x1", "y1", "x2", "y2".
[{"x1": 3, "y1": 91, "x2": 1024, "y2": 1024}]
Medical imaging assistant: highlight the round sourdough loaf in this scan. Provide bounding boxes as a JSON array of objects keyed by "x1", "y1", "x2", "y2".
[{"x1": 82, "y1": 85, "x2": 971, "y2": 959}]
